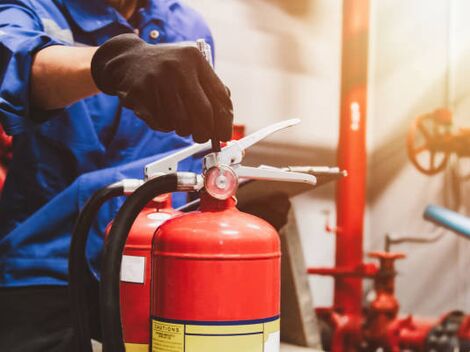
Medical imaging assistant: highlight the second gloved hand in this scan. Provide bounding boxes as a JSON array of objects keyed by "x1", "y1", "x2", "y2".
[{"x1": 91, "y1": 34, "x2": 233, "y2": 143}]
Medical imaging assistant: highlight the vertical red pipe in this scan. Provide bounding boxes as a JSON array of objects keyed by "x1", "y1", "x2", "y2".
[{"x1": 335, "y1": 0, "x2": 370, "y2": 316}]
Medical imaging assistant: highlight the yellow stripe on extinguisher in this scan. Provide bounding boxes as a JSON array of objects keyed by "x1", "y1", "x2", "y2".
[
  {"x1": 151, "y1": 316, "x2": 280, "y2": 352},
  {"x1": 124, "y1": 343, "x2": 149, "y2": 352}
]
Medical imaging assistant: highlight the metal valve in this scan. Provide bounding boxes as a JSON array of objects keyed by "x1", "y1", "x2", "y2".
[
  {"x1": 202, "y1": 119, "x2": 318, "y2": 199},
  {"x1": 142, "y1": 118, "x2": 346, "y2": 200}
]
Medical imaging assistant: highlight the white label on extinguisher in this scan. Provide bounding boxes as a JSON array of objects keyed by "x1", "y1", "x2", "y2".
[
  {"x1": 121, "y1": 255, "x2": 146, "y2": 284},
  {"x1": 264, "y1": 330, "x2": 280, "y2": 352}
]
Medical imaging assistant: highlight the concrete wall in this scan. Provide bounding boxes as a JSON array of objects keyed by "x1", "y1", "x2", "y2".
[{"x1": 190, "y1": 0, "x2": 470, "y2": 316}]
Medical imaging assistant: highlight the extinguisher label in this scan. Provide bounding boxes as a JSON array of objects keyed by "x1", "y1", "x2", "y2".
[
  {"x1": 151, "y1": 316, "x2": 280, "y2": 352},
  {"x1": 120, "y1": 255, "x2": 146, "y2": 284}
]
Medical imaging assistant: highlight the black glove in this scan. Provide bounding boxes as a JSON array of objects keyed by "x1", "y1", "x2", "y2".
[{"x1": 91, "y1": 34, "x2": 233, "y2": 143}]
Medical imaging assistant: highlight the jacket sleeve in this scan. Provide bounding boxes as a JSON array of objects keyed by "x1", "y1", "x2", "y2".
[{"x1": 0, "y1": 0, "x2": 64, "y2": 136}]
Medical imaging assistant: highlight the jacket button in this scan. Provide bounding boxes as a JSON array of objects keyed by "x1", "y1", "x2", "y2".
[{"x1": 150, "y1": 30, "x2": 160, "y2": 39}]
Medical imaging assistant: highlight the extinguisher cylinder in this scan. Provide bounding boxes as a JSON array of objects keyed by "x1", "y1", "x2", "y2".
[{"x1": 151, "y1": 193, "x2": 281, "y2": 352}]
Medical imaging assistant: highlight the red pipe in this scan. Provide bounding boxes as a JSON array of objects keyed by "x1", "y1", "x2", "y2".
[{"x1": 335, "y1": 0, "x2": 370, "y2": 315}]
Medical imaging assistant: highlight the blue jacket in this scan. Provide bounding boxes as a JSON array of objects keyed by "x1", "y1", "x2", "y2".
[{"x1": 0, "y1": 0, "x2": 213, "y2": 287}]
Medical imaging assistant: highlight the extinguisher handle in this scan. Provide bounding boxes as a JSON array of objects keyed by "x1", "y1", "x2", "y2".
[
  {"x1": 201, "y1": 119, "x2": 344, "y2": 199},
  {"x1": 234, "y1": 165, "x2": 317, "y2": 186},
  {"x1": 229, "y1": 119, "x2": 300, "y2": 162},
  {"x1": 144, "y1": 142, "x2": 211, "y2": 180}
]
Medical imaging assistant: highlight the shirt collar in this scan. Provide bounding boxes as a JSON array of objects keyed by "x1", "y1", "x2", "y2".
[{"x1": 63, "y1": 0, "x2": 180, "y2": 33}]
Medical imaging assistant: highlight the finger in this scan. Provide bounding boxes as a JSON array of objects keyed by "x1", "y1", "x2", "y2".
[
  {"x1": 119, "y1": 78, "x2": 167, "y2": 131},
  {"x1": 156, "y1": 81, "x2": 181, "y2": 132},
  {"x1": 179, "y1": 80, "x2": 214, "y2": 143},
  {"x1": 172, "y1": 92, "x2": 191, "y2": 137},
  {"x1": 199, "y1": 77, "x2": 233, "y2": 142},
  {"x1": 197, "y1": 61, "x2": 232, "y2": 107},
  {"x1": 157, "y1": 76, "x2": 188, "y2": 134},
  {"x1": 145, "y1": 87, "x2": 174, "y2": 132}
]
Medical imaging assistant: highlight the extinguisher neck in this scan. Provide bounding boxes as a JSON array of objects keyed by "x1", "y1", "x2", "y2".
[
  {"x1": 146, "y1": 193, "x2": 172, "y2": 210},
  {"x1": 200, "y1": 192, "x2": 237, "y2": 211}
]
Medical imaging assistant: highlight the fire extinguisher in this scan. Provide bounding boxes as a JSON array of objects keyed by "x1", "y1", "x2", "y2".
[
  {"x1": 99, "y1": 119, "x2": 318, "y2": 352},
  {"x1": 111, "y1": 194, "x2": 181, "y2": 350},
  {"x1": 69, "y1": 142, "x2": 213, "y2": 352}
]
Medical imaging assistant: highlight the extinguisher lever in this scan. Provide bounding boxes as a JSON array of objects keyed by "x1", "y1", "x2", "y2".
[
  {"x1": 145, "y1": 142, "x2": 211, "y2": 180},
  {"x1": 201, "y1": 119, "x2": 335, "y2": 199},
  {"x1": 235, "y1": 119, "x2": 300, "y2": 153},
  {"x1": 233, "y1": 165, "x2": 317, "y2": 186},
  {"x1": 204, "y1": 118, "x2": 301, "y2": 169}
]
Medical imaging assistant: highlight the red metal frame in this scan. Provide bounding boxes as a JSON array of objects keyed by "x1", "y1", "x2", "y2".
[{"x1": 335, "y1": 0, "x2": 369, "y2": 316}]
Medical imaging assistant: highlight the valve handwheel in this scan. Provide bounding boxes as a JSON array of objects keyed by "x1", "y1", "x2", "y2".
[{"x1": 407, "y1": 108, "x2": 452, "y2": 175}]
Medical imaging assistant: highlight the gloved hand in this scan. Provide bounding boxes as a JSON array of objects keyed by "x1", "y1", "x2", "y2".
[{"x1": 91, "y1": 34, "x2": 233, "y2": 143}]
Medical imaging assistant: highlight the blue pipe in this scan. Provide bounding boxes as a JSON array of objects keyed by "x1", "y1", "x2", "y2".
[{"x1": 423, "y1": 204, "x2": 470, "y2": 239}]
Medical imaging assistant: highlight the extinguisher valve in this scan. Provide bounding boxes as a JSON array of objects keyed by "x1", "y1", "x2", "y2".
[
  {"x1": 142, "y1": 119, "x2": 342, "y2": 201},
  {"x1": 202, "y1": 119, "x2": 318, "y2": 199}
]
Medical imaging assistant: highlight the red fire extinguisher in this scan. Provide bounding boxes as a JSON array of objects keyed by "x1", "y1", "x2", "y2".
[
  {"x1": 99, "y1": 119, "x2": 318, "y2": 352},
  {"x1": 115, "y1": 194, "x2": 180, "y2": 350},
  {"x1": 69, "y1": 142, "x2": 214, "y2": 352},
  {"x1": 119, "y1": 125, "x2": 250, "y2": 350},
  {"x1": 151, "y1": 192, "x2": 281, "y2": 352},
  {"x1": 70, "y1": 125, "x2": 250, "y2": 351}
]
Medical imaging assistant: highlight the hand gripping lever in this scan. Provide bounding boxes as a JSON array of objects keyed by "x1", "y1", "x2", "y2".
[{"x1": 202, "y1": 119, "x2": 318, "y2": 199}]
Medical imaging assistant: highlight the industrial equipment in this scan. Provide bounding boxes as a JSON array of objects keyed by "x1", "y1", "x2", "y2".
[
  {"x1": 311, "y1": 248, "x2": 470, "y2": 351},
  {"x1": 407, "y1": 108, "x2": 470, "y2": 175},
  {"x1": 309, "y1": 204, "x2": 470, "y2": 352}
]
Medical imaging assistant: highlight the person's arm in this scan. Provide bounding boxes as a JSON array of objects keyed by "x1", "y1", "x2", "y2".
[
  {"x1": 30, "y1": 34, "x2": 233, "y2": 142},
  {"x1": 30, "y1": 45, "x2": 99, "y2": 110}
]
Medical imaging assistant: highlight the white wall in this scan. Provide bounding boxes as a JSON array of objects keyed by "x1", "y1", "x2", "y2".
[
  {"x1": 190, "y1": 0, "x2": 470, "y2": 316},
  {"x1": 190, "y1": 0, "x2": 342, "y2": 147}
]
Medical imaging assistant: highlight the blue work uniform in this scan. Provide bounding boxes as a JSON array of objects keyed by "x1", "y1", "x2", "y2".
[{"x1": 0, "y1": 0, "x2": 214, "y2": 287}]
